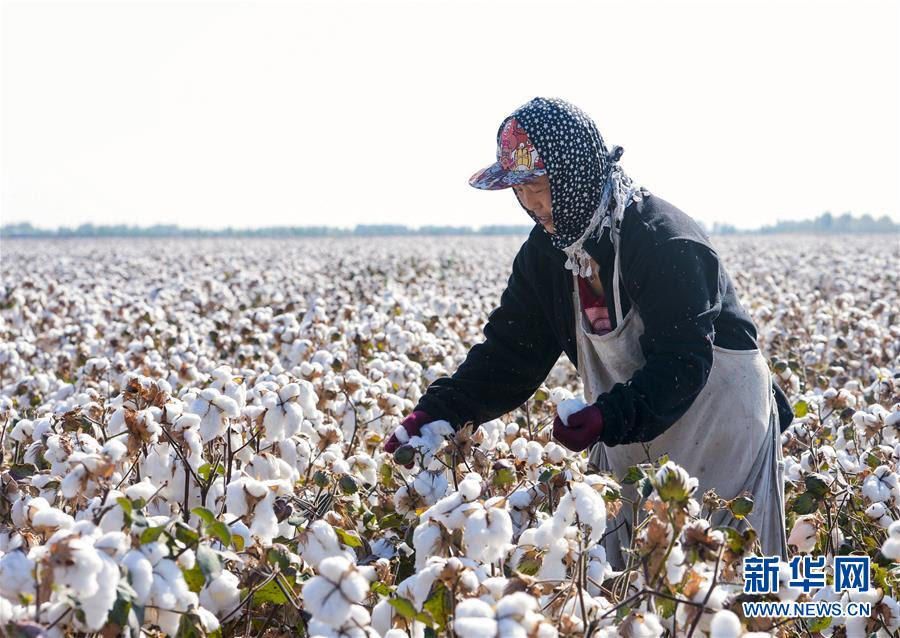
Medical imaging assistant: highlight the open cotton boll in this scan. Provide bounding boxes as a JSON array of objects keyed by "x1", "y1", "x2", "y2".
[
  {"x1": 297, "y1": 520, "x2": 344, "y2": 568},
  {"x1": 463, "y1": 501, "x2": 513, "y2": 564},
  {"x1": 709, "y1": 609, "x2": 742, "y2": 638},
  {"x1": 882, "y1": 520, "x2": 900, "y2": 559},
  {"x1": 453, "y1": 598, "x2": 497, "y2": 638},
  {"x1": 0, "y1": 550, "x2": 37, "y2": 603},
  {"x1": 557, "y1": 397, "x2": 588, "y2": 426},
  {"x1": 413, "y1": 471, "x2": 449, "y2": 505},
  {"x1": 190, "y1": 388, "x2": 240, "y2": 443},
  {"x1": 76, "y1": 554, "x2": 119, "y2": 631},
  {"x1": 549, "y1": 387, "x2": 575, "y2": 404},
  {"x1": 199, "y1": 570, "x2": 241, "y2": 617},
  {"x1": 301, "y1": 556, "x2": 371, "y2": 628},
  {"x1": 787, "y1": 515, "x2": 819, "y2": 553}
]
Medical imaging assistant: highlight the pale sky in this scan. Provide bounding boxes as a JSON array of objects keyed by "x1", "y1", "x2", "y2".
[{"x1": 1, "y1": 0, "x2": 898, "y2": 231}]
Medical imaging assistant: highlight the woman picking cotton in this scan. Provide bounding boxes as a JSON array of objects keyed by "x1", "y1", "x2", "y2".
[{"x1": 385, "y1": 97, "x2": 792, "y2": 566}]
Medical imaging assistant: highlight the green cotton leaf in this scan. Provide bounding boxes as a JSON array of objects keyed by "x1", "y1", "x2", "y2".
[
  {"x1": 492, "y1": 466, "x2": 515, "y2": 488},
  {"x1": 388, "y1": 597, "x2": 418, "y2": 620},
  {"x1": 622, "y1": 466, "x2": 644, "y2": 485},
  {"x1": 252, "y1": 578, "x2": 288, "y2": 605},
  {"x1": 208, "y1": 521, "x2": 232, "y2": 548},
  {"x1": 140, "y1": 525, "x2": 166, "y2": 545},
  {"x1": 231, "y1": 533, "x2": 245, "y2": 552},
  {"x1": 806, "y1": 617, "x2": 832, "y2": 632},
  {"x1": 516, "y1": 557, "x2": 542, "y2": 576},
  {"x1": 117, "y1": 497, "x2": 133, "y2": 517},
  {"x1": 335, "y1": 527, "x2": 364, "y2": 548},
  {"x1": 196, "y1": 545, "x2": 223, "y2": 580},
  {"x1": 728, "y1": 495, "x2": 754, "y2": 519},
  {"x1": 804, "y1": 474, "x2": 829, "y2": 499},
  {"x1": 182, "y1": 562, "x2": 205, "y2": 593},
  {"x1": 108, "y1": 594, "x2": 132, "y2": 628},
  {"x1": 423, "y1": 583, "x2": 450, "y2": 632},
  {"x1": 9, "y1": 464, "x2": 36, "y2": 481},
  {"x1": 656, "y1": 454, "x2": 670, "y2": 466},
  {"x1": 190, "y1": 507, "x2": 217, "y2": 527},
  {"x1": 792, "y1": 491, "x2": 819, "y2": 515},
  {"x1": 197, "y1": 463, "x2": 212, "y2": 481},
  {"x1": 371, "y1": 581, "x2": 393, "y2": 597},
  {"x1": 174, "y1": 522, "x2": 200, "y2": 546},
  {"x1": 378, "y1": 513, "x2": 405, "y2": 531},
  {"x1": 533, "y1": 388, "x2": 549, "y2": 402},
  {"x1": 793, "y1": 400, "x2": 809, "y2": 418},
  {"x1": 266, "y1": 547, "x2": 291, "y2": 572},
  {"x1": 176, "y1": 612, "x2": 204, "y2": 638}
]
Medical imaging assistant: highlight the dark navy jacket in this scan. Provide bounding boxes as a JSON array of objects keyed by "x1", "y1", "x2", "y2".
[{"x1": 415, "y1": 192, "x2": 793, "y2": 445}]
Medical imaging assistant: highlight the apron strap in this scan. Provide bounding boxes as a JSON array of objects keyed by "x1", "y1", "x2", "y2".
[{"x1": 612, "y1": 245, "x2": 624, "y2": 326}]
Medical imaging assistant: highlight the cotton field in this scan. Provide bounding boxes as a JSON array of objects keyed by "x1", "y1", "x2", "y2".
[{"x1": 0, "y1": 234, "x2": 898, "y2": 638}]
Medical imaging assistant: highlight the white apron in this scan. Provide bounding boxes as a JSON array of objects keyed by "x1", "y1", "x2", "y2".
[{"x1": 575, "y1": 223, "x2": 788, "y2": 568}]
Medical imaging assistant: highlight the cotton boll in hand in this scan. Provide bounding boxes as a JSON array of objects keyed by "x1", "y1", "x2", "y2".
[{"x1": 557, "y1": 397, "x2": 588, "y2": 426}]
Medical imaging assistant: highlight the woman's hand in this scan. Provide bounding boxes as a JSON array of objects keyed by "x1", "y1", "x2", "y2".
[
  {"x1": 384, "y1": 410, "x2": 433, "y2": 467},
  {"x1": 553, "y1": 404, "x2": 604, "y2": 452}
]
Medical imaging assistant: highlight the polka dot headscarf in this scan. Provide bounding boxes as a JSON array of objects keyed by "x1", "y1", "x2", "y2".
[{"x1": 508, "y1": 97, "x2": 647, "y2": 277}]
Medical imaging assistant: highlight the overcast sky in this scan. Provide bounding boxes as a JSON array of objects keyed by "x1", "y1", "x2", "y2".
[{"x1": 2, "y1": 0, "x2": 898, "y2": 230}]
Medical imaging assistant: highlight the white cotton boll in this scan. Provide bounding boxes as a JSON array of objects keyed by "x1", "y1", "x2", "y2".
[
  {"x1": 0, "y1": 550, "x2": 36, "y2": 602},
  {"x1": 78, "y1": 554, "x2": 119, "y2": 631},
  {"x1": 557, "y1": 397, "x2": 588, "y2": 426},
  {"x1": 60, "y1": 465, "x2": 87, "y2": 499},
  {"x1": 413, "y1": 522, "x2": 443, "y2": 570},
  {"x1": 545, "y1": 442, "x2": 567, "y2": 464},
  {"x1": 199, "y1": 570, "x2": 241, "y2": 617},
  {"x1": 177, "y1": 548, "x2": 196, "y2": 570},
  {"x1": 463, "y1": 503, "x2": 513, "y2": 564},
  {"x1": 549, "y1": 387, "x2": 575, "y2": 404},
  {"x1": 537, "y1": 537, "x2": 569, "y2": 582},
  {"x1": 94, "y1": 531, "x2": 130, "y2": 558},
  {"x1": 458, "y1": 475, "x2": 483, "y2": 501},
  {"x1": 101, "y1": 438, "x2": 127, "y2": 462},
  {"x1": 570, "y1": 482, "x2": 606, "y2": 543},
  {"x1": 249, "y1": 493, "x2": 280, "y2": 546},
  {"x1": 122, "y1": 550, "x2": 153, "y2": 603},
  {"x1": 298, "y1": 520, "x2": 343, "y2": 568},
  {"x1": 525, "y1": 441, "x2": 544, "y2": 466},
  {"x1": 665, "y1": 543, "x2": 686, "y2": 585},
  {"x1": 454, "y1": 598, "x2": 497, "y2": 638},
  {"x1": 862, "y1": 466, "x2": 895, "y2": 503},
  {"x1": 125, "y1": 479, "x2": 158, "y2": 503},
  {"x1": 882, "y1": 520, "x2": 900, "y2": 559},
  {"x1": 787, "y1": 515, "x2": 818, "y2": 553},
  {"x1": 32, "y1": 507, "x2": 75, "y2": 531},
  {"x1": 301, "y1": 557, "x2": 369, "y2": 627},
  {"x1": 413, "y1": 471, "x2": 449, "y2": 505},
  {"x1": 709, "y1": 610, "x2": 742, "y2": 638}
]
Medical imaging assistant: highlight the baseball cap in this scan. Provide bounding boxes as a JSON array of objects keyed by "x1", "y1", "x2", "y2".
[{"x1": 468, "y1": 116, "x2": 547, "y2": 190}]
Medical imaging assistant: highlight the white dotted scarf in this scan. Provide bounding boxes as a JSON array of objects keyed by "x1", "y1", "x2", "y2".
[{"x1": 510, "y1": 97, "x2": 647, "y2": 277}]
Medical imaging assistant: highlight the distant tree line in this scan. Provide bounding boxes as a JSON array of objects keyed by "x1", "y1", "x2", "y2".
[
  {"x1": 0, "y1": 222, "x2": 535, "y2": 239},
  {"x1": 1, "y1": 212, "x2": 896, "y2": 239},
  {"x1": 710, "y1": 212, "x2": 898, "y2": 235}
]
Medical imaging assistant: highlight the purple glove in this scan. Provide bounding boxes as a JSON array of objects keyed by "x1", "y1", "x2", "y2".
[
  {"x1": 384, "y1": 411, "x2": 432, "y2": 467},
  {"x1": 553, "y1": 404, "x2": 604, "y2": 452}
]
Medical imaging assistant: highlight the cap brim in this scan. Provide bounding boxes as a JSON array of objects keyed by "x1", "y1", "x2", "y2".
[{"x1": 468, "y1": 163, "x2": 547, "y2": 190}]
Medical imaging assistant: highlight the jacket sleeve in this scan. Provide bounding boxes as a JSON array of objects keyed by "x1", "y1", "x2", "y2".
[
  {"x1": 414, "y1": 241, "x2": 563, "y2": 428},
  {"x1": 596, "y1": 237, "x2": 724, "y2": 445}
]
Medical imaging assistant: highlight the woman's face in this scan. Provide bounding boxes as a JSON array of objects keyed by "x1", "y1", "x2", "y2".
[{"x1": 512, "y1": 174, "x2": 553, "y2": 234}]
